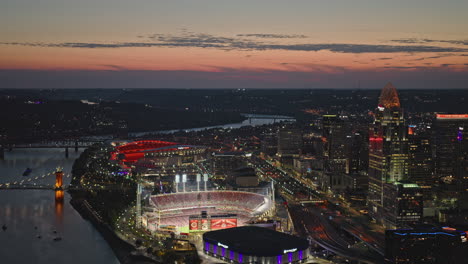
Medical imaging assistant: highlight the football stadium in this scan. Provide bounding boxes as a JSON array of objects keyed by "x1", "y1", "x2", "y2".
[{"x1": 142, "y1": 190, "x2": 274, "y2": 234}]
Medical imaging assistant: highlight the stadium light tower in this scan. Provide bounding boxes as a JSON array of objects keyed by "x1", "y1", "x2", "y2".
[
  {"x1": 136, "y1": 180, "x2": 142, "y2": 228},
  {"x1": 270, "y1": 181, "x2": 276, "y2": 216},
  {"x1": 196, "y1": 173, "x2": 201, "y2": 192},
  {"x1": 182, "y1": 173, "x2": 187, "y2": 192},
  {"x1": 203, "y1": 173, "x2": 208, "y2": 191},
  {"x1": 175, "y1": 174, "x2": 180, "y2": 193}
]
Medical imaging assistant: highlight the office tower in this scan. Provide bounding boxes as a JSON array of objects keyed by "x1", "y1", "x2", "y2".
[
  {"x1": 385, "y1": 226, "x2": 468, "y2": 264},
  {"x1": 382, "y1": 181, "x2": 423, "y2": 228},
  {"x1": 322, "y1": 115, "x2": 348, "y2": 173},
  {"x1": 408, "y1": 130, "x2": 434, "y2": 199},
  {"x1": 347, "y1": 131, "x2": 368, "y2": 174},
  {"x1": 277, "y1": 128, "x2": 303, "y2": 157},
  {"x1": 434, "y1": 114, "x2": 468, "y2": 191},
  {"x1": 368, "y1": 83, "x2": 409, "y2": 225}
]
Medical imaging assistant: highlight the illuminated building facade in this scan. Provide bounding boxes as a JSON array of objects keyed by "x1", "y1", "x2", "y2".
[
  {"x1": 111, "y1": 140, "x2": 207, "y2": 164},
  {"x1": 383, "y1": 182, "x2": 423, "y2": 228},
  {"x1": 385, "y1": 226, "x2": 468, "y2": 264},
  {"x1": 368, "y1": 83, "x2": 409, "y2": 225},
  {"x1": 408, "y1": 131, "x2": 434, "y2": 199},
  {"x1": 346, "y1": 131, "x2": 368, "y2": 174},
  {"x1": 434, "y1": 114, "x2": 468, "y2": 191},
  {"x1": 322, "y1": 115, "x2": 348, "y2": 173}
]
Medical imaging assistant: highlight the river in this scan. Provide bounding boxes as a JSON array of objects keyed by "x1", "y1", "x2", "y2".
[
  {"x1": 0, "y1": 148, "x2": 119, "y2": 264},
  {"x1": 129, "y1": 114, "x2": 295, "y2": 137}
]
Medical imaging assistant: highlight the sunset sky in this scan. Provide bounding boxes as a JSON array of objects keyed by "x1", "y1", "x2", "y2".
[{"x1": 1, "y1": 0, "x2": 468, "y2": 88}]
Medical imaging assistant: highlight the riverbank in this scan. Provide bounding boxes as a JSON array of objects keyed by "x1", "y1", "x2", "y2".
[{"x1": 69, "y1": 193, "x2": 159, "y2": 264}]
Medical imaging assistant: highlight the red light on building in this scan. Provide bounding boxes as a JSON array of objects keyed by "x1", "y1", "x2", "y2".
[
  {"x1": 408, "y1": 127, "x2": 414, "y2": 135},
  {"x1": 370, "y1": 137, "x2": 383, "y2": 142},
  {"x1": 112, "y1": 140, "x2": 198, "y2": 163},
  {"x1": 436, "y1": 114, "x2": 468, "y2": 119},
  {"x1": 210, "y1": 218, "x2": 237, "y2": 230}
]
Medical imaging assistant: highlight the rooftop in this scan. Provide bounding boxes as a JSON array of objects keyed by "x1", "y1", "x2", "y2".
[
  {"x1": 379, "y1": 82, "x2": 401, "y2": 109},
  {"x1": 203, "y1": 226, "x2": 308, "y2": 256}
]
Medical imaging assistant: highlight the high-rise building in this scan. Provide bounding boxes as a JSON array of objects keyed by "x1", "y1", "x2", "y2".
[
  {"x1": 322, "y1": 115, "x2": 348, "y2": 173},
  {"x1": 434, "y1": 114, "x2": 468, "y2": 191},
  {"x1": 368, "y1": 83, "x2": 410, "y2": 225},
  {"x1": 277, "y1": 128, "x2": 303, "y2": 157},
  {"x1": 408, "y1": 130, "x2": 434, "y2": 199},
  {"x1": 385, "y1": 226, "x2": 468, "y2": 264},
  {"x1": 382, "y1": 181, "x2": 423, "y2": 228},
  {"x1": 346, "y1": 131, "x2": 368, "y2": 174}
]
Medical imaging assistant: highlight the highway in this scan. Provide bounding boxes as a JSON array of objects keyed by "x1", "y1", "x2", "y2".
[{"x1": 288, "y1": 204, "x2": 384, "y2": 264}]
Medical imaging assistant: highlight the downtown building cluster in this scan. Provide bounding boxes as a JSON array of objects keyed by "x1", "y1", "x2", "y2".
[
  {"x1": 99, "y1": 85, "x2": 467, "y2": 264},
  {"x1": 308, "y1": 83, "x2": 468, "y2": 230},
  {"x1": 315, "y1": 84, "x2": 468, "y2": 263}
]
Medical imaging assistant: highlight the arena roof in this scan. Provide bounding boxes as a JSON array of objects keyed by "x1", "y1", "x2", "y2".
[{"x1": 203, "y1": 226, "x2": 308, "y2": 256}]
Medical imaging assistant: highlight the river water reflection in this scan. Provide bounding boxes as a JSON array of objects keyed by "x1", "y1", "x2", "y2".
[{"x1": 0, "y1": 148, "x2": 119, "y2": 264}]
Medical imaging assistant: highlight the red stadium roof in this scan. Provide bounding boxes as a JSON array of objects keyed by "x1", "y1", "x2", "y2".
[
  {"x1": 111, "y1": 140, "x2": 178, "y2": 163},
  {"x1": 111, "y1": 140, "x2": 204, "y2": 163}
]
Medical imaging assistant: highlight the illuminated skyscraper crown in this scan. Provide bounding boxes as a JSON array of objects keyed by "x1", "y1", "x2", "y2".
[{"x1": 378, "y1": 82, "x2": 401, "y2": 109}]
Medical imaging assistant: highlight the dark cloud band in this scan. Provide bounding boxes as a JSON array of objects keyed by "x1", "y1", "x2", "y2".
[{"x1": 2, "y1": 33, "x2": 468, "y2": 54}]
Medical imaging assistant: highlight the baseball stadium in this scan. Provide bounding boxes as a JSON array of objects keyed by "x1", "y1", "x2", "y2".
[{"x1": 142, "y1": 190, "x2": 274, "y2": 234}]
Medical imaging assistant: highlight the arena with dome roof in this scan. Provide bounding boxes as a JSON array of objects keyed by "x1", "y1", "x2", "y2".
[{"x1": 142, "y1": 190, "x2": 274, "y2": 234}]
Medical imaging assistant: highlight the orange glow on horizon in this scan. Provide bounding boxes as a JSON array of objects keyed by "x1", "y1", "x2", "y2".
[{"x1": 1, "y1": 45, "x2": 467, "y2": 73}]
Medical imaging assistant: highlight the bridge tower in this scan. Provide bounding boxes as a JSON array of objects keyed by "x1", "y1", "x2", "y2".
[
  {"x1": 75, "y1": 140, "x2": 79, "y2": 152},
  {"x1": 0, "y1": 147, "x2": 4, "y2": 160},
  {"x1": 65, "y1": 147, "x2": 69, "y2": 158},
  {"x1": 55, "y1": 167, "x2": 64, "y2": 190}
]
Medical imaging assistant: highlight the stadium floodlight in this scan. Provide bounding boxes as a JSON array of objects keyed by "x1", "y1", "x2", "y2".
[
  {"x1": 203, "y1": 173, "x2": 208, "y2": 191},
  {"x1": 182, "y1": 173, "x2": 187, "y2": 192},
  {"x1": 196, "y1": 174, "x2": 201, "y2": 192},
  {"x1": 175, "y1": 174, "x2": 180, "y2": 193}
]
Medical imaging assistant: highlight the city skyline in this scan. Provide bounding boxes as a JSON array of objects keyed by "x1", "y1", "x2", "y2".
[{"x1": 1, "y1": 0, "x2": 468, "y2": 88}]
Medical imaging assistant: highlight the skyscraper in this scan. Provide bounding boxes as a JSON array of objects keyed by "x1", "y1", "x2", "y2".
[
  {"x1": 408, "y1": 130, "x2": 434, "y2": 199},
  {"x1": 277, "y1": 127, "x2": 303, "y2": 157},
  {"x1": 322, "y1": 115, "x2": 348, "y2": 173},
  {"x1": 382, "y1": 181, "x2": 423, "y2": 228},
  {"x1": 368, "y1": 83, "x2": 409, "y2": 226},
  {"x1": 434, "y1": 114, "x2": 468, "y2": 192}
]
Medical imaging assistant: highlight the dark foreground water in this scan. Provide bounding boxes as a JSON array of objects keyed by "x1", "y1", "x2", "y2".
[{"x1": 0, "y1": 148, "x2": 119, "y2": 264}]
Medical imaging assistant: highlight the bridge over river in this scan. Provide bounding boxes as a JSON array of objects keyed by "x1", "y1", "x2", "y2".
[{"x1": 1, "y1": 139, "x2": 101, "y2": 159}]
